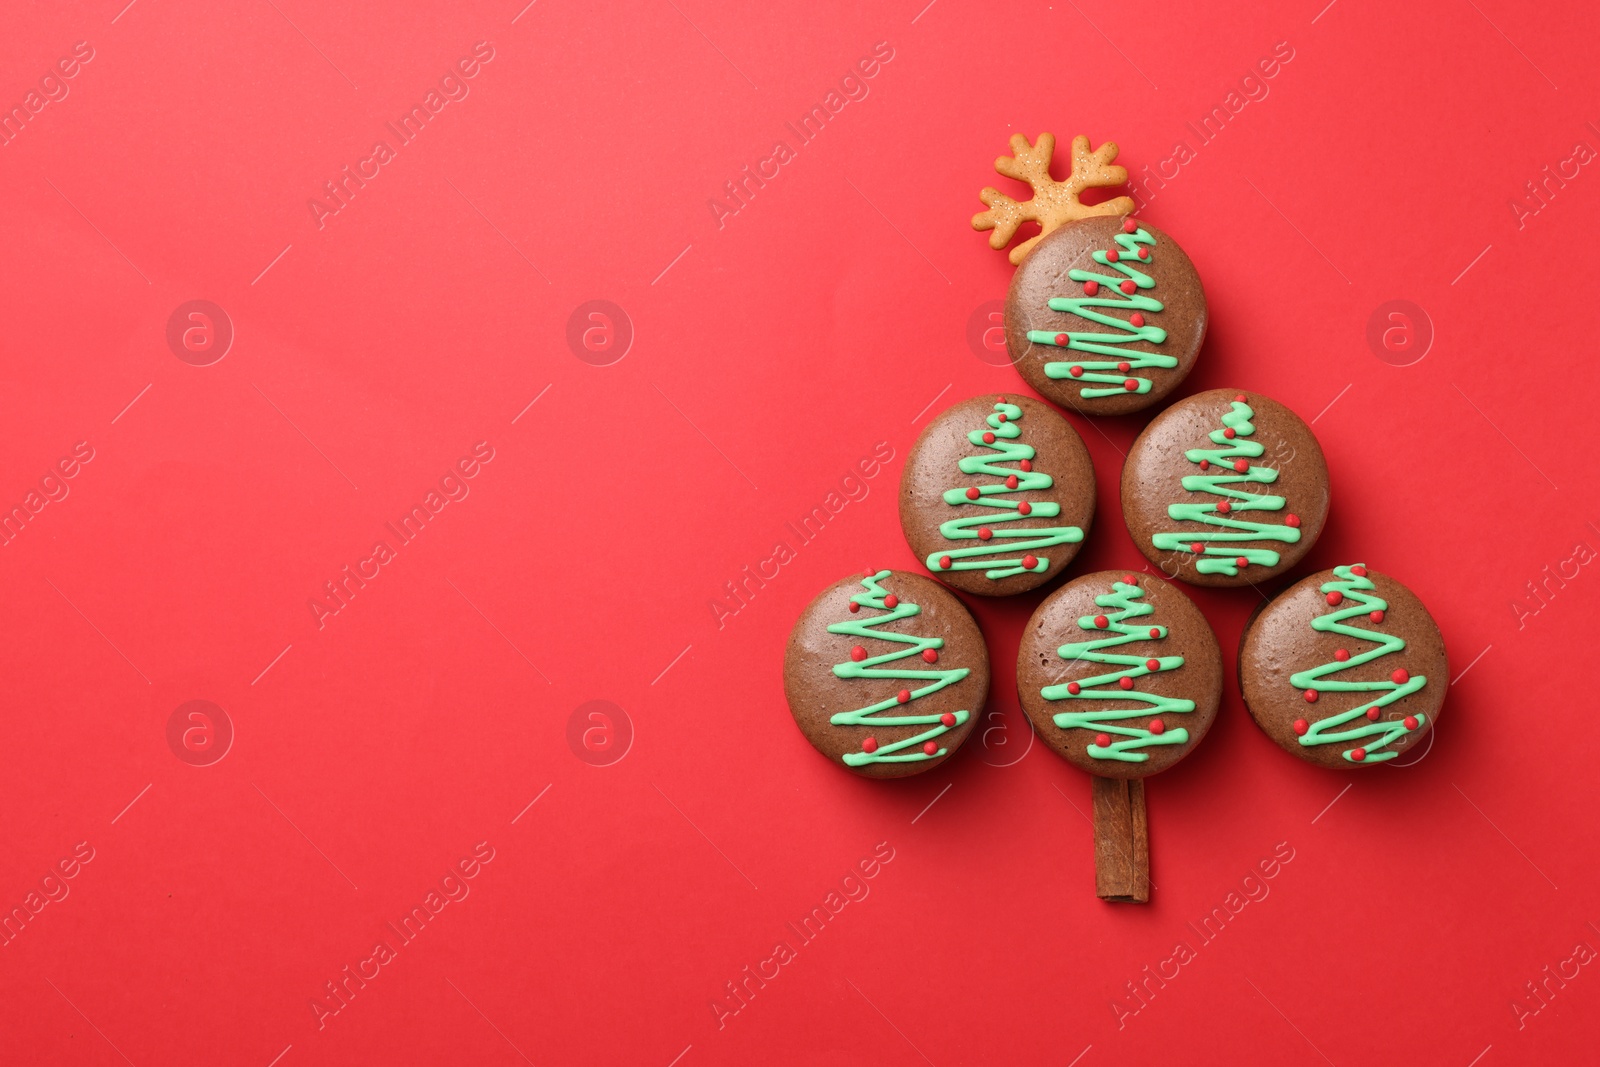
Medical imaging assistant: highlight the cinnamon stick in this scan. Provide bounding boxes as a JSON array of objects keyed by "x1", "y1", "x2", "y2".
[{"x1": 1091, "y1": 776, "x2": 1150, "y2": 903}]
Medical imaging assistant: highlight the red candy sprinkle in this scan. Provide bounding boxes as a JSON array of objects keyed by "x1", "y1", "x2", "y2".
[
  {"x1": 923, "y1": 741, "x2": 938, "y2": 755},
  {"x1": 1084, "y1": 280, "x2": 1100, "y2": 296},
  {"x1": 1326, "y1": 591, "x2": 1343, "y2": 606},
  {"x1": 1149, "y1": 719, "x2": 1165, "y2": 734},
  {"x1": 1006, "y1": 474, "x2": 1019, "y2": 489},
  {"x1": 1118, "y1": 361, "x2": 1131, "y2": 372},
  {"x1": 1285, "y1": 514, "x2": 1301, "y2": 528},
  {"x1": 1223, "y1": 427, "x2": 1236, "y2": 439},
  {"x1": 1022, "y1": 554, "x2": 1039, "y2": 569},
  {"x1": 1094, "y1": 614, "x2": 1109, "y2": 629},
  {"x1": 1123, "y1": 218, "x2": 1138, "y2": 233},
  {"x1": 1137, "y1": 247, "x2": 1150, "y2": 260},
  {"x1": 1216, "y1": 501, "x2": 1232, "y2": 514},
  {"x1": 1366, "y1": 708, "x2": 1381, "y2": 721},
  {"x1": 851, "y1": 646, "x2": 867, "y2": 662},
  {"x1": 941, "y1": 712, "x2": 957, "y2": 727},
  {"x1": 1020, "y1": 460, "x2": 1032, "y2": 472},
  {"x1": 1351, "y1": 748, "x2": 1367, "y2": 762},
  {"x1": 1391, "y1": 668, "x2": 1409, "y2": 684},
  {"x1": 897, "y1": 689, "x2": 910, "y2": 703},
  {"x1": 1018, "y1": 501, "x2": 1033, "y2": 516},
  {"x1": 884, "y1": 594, "x2": 899, "y2": 608},
  {"x1": 939, "y1": 555, "x2": 952, "y2": 569},
  {"x1": 1069, "y1": 365, "x2": 1084, "y2": 377},
  {"x1": 1233, "y1": 459, "x2": 1249, "y2": 472},
  {"x1": 862, "y1": 737, "x2": 878, "y2": 753},
  {"x1": 997, "y1": 412, "x2": 1007, "y2": 422},
  {"x1": 1370, "y1": 610, "x2": 1385, "y2": 623},
  {"x1": 1304, "y1": 689, "x2": 1319, "y2": 703},
  {"x1": 1404, "y1": 716, "x2": 1419, "y2": 730},
  {"x1": 1235, "y1": 394, "x2": 1247, "y2": 402},
  {"x1": 1130, "y1": 312, "x2": 1145, "y2": 326},
  {"x1": 983, "y1": 431, "x2": 996, "y2": 444},
  {"x1": 1106, "y1": 249, "x2": 1120, "y2": 262},
  {"x1": 966, "y1": 487, "x2": 981, "y2": 500},
  {"x1": 1146, "y1": 658, "x2": 1160, "y2": 670},
  {"x1": 849, "y1": 602, "x2": 860, "y2": 613},
  {"x1": 921, "y1": 649, "x2": 939, "y2": 663},
  {"x1": 1351, "y1": 565, "x2": 1368, "y2": 577},
  {"x1": 1095, "y1": 733, "x2": 1112, "y2": 748},
  {"x1": 1199, "y1": 459, "x2": 1211, "y2": 470},
  {"x1": 1124, "y1": 574, "x2": 1137, "y2": 584},
  {"x1": 1124, "y1": 379, "x2": 1139, "y2": 391},
  {"x1": 1120, "y1": 280, "x2": 1137, "y2": 294},
  {"x1": 978, "y1": 527, "x2": 993, "y2": 541},
  {"x1": 1067, "y1": 682, "x2": 1081, "y2": 695},
  {"x1": 1149, "y1": 627, "x2": 1161, "y2": 638},
  {"x1": 1334, "y1": 648, "x2": 1350, "y2": 661},
  {"x1": 997, "y1": 396, "x2": 1006, "y2": 404},
  {"x1": 1119, "y1": 677, "x2": 1134, "y2": 690},
  {"x1": 1055, "y1": 332, "x2": 1069, "y2": 345},
  {"x1": 1293, "y1": 718, "x2": 1309, "y2": 736},
  {"x1": 1236, "y1": 557, "x2": 1248, "y2": 568},
  {"x1": 1190, "y1": 542, "x2": 1203, "y2": 553}
]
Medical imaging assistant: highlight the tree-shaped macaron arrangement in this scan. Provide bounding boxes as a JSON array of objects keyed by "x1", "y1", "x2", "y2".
[{"x1": 783, "y1": 126, "x2": 1449, "y2": 905}]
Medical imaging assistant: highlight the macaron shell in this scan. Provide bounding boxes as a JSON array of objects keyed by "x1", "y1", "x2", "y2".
[
  {"x1": 899, "y1": 393, "x2": 1095, "y2": 596},
  {"x1": 1122, "y1": 388, "x2": 1330, "y2": 588},
  {"x1": 1017, "y1": 569, "x2": 1222, "y2": 779},
  {"x1": 1006, "y1": 216, "x2": 1207, "y2": 416},
  {"x1": 784, "y1": 570, "x2": 990, "y2": 779},
  {"x1": 1240, "y1": 566, "x2": 1447, "y2": 770}
]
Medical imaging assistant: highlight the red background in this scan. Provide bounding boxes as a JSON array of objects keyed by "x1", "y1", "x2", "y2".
[{"x1": 2, "y1": 0, "x2": 1597, "y2": 1064}]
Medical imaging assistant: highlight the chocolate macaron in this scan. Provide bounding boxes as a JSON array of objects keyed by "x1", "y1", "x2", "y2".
[
  {"x1": 900, "y1": 393, "x2": 1095, "y2": 596},
  {"x1": 1240, "y1": 564, "x2": 1446, "y2": 769},
  {"x1": 1122, "y1": 388, "x2": 1330, "y2": 588},
  {"x1": 1006, "y1": 216, "x2": 1207, "y2": 416},
  {"x1": 784, "y1": 569, "x2": 989, "y2": 778},
  {"x1": 1018, "y1": 570, "x2": 1222, "y2": 779}
]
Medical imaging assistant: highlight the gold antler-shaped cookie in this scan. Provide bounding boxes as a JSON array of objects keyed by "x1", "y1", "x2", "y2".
[{"x1": 973, "y1": 133, "x2": 1137, "y2": 265}]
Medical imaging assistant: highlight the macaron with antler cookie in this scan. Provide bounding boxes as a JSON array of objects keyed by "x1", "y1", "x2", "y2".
[{"x1": 973, "y1": 132, "x2": 1207, "y2": 416}]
